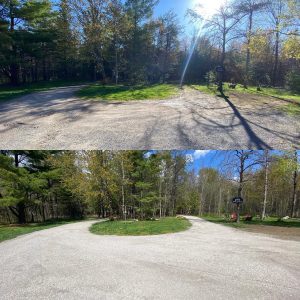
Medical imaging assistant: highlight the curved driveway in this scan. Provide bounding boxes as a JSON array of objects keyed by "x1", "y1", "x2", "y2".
[
  {"x1": 0, "y1": 86, "x2": 299, "y2": 149},
  {"x1": 0, "y1": 216, "x2": 299, "y2": 299}
]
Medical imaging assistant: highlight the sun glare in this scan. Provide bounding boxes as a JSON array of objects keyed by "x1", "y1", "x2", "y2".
[{"x1": 192, "y1": 0, "x2": 226, "y2": 18}]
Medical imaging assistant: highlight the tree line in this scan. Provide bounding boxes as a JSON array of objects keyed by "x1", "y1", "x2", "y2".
[
  {"x1": 0, "y1": 150, "x2": 298, "y2": 224},
  {"x1": 0, "y1": 0, "x2": 299, "y2": 90}
]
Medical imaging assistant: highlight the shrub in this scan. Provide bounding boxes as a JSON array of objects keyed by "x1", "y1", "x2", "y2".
[{"x1": 205, "y1": 71, "x2": 216, "y2": 86}]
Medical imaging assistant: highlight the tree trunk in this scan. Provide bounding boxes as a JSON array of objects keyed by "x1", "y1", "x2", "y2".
[
  {"x1": 121, "y1": 158, "x2": 126, "y2": 220},
  {"x1": 237, "y1": 156, "x2": 245, "y2": 223},
  {"x1": 9, "y1": 6, "x2": 19, "y2": 85},
  {"x1": 159, "y1": 177, "x2": 162, "y2": 218},
  {"x1": 16, "y1": 201, "x2": 26, "y2": 224},
  {"x1": 6, "y1": 207, "x2": 12, "y2": 224},
  {"x1": 245, "y1": 10, "x2": 253, "y2": 88},
  {"x1": 199, "y1": 183, "x2": 205, "y2": 216},
  {"x1": 41, "y1": 204, "x2": 46, "y2": 222},
  {"x1": 262, "y1": 150, "x2": 269, "y2": 219},
  {"x1": 218, "y1": 188, "x2": 222, "y2": 216},
  {"x1": 221, "y1": 30, "x2": 226, "y2": 67},
  {"x1": 272, "y1": 20, "x2": 280, "y2": 86},
  {"x1": 291, "y1": 151, "x2": 298, "y2": 218},
  {"x1": 115, "y1": 42, "x2": 119, "y2": 85}
]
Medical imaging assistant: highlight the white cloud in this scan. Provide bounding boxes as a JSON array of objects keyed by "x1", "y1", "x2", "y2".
[{"x1": 193, "y1": 150, "x2": 211, "y2": 160}]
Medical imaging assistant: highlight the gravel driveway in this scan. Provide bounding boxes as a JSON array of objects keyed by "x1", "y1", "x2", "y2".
[
  {"x1": 0, "y1": 86, "x2": 299, "y2": 149},
  {"x1": 0, "y1": 216, "x2": 299, "y2": 299}
]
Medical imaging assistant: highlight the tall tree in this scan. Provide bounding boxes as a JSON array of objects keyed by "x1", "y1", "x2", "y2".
[
  {"x1": 234, "y1": 0, "x2": 268, "y2": 87},
  {"x1": 261, "y1": 150, "x2": 270, "y2": 219},
  {"x1": 56, "y1": 0, "x2": 78, "y2": 79},
  {"x1": 124, "y1": 0, "x2": 158, "y2": 82},
  {"x1": 155, "y1": 11, "x2": 181, "y2": 82},
  {"x1": 0, "y1": 0, "x2": 53, "y2": 84},
  {"x1": 267, "y1": 0, "x2": 287, "y2": 85},
  {"x1": 291, "y1": 150, "x2": 298, "y2": 218},
  {"x1": 205, "y1": 2, "x2": 246, "y2": 67}
]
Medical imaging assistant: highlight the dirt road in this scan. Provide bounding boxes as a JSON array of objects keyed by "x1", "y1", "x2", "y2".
[{"x1": 0, "y1": 86, "x2": 299, "y2": 149}]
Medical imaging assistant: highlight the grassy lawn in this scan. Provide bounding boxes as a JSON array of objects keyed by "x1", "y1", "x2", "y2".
[
  {"x1": 0, "y1": 80, "x2": 86, "y2": 103},
  {"x1": 0, "y1": 219, "x2": 79, "y2": 243},
  {"x1": 90, "y1": 217, "x2": 191, "y2": 236},
  {"x1": 192, "y1": 84, "x2": 300, "y2": 115},
  {"x1": 77, "y1": 84, "x2": 179, "y2": 101},
  {"x1": 202, "y1": 215, "x2": 300, "y2": 229}
]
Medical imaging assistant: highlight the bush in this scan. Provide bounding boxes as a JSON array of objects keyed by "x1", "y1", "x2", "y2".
[
  {"x1": 285, "y1": 69, "x2": 300, "y2": 93},
  {"x1": 205, "y1": 71, "x2": 216, "y2": 86}
]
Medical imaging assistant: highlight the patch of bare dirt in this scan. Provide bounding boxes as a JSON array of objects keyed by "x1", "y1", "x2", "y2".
[
  {"x1": 242, "y1": 224, "x2": 300, "y2": 242},
  {"x1": 229, "y1": 92, "x2": 291, "y2": 110}
]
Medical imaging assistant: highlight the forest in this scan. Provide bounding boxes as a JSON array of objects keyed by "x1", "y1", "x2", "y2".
[
  {"x1": 0, "y1": 0, "x2": 299, "y2": 90},
  {"x1": 0, "y1": 150, "x2": 298, "y2": 224}
]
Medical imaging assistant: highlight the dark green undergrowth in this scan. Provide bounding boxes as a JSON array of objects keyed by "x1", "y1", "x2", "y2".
[
  {"x1": 90, "y1": 217, "x2": 191, "y2": 236},
  {"x1": 0, "y1": 219, "x2": 82, "y2": 242},
  {"x1": 0, "y1": 80, "x2": 87, "y2": 102},
  {"x1": 77, "y1": 84, "x2": 179, "y2": 101},
  {"x1": 202, "y1": 215, "x2": 300, "y2": 229}
]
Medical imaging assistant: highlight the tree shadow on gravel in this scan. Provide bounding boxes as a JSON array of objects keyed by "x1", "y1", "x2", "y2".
[{"x1": 218, "y1": 91, "x2": 272, "y2": 149}]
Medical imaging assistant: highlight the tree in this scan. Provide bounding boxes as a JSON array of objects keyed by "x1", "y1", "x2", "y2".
[
  {"x1": 261, "y1": 150, "x2": 270, "y2": 219},
  {"x1": 291, "y1": 150, "x2": 298, "y2": 218},
  {"x1": 71, "y1": 0, "x2": 110, "y2": 81},
  {"x1": 106, "y1": 0, "x2": 130, "y2": 84},
  {"x1": 222, "y1": 150, "x2": 260, "y2": 222},
  {"x1": 124, "y1": 0, "x2": 158, "y2": 83},
  {"x1": 0, "y1": 151, "x2": 51, "y2": 223},
  {"x1": 234, "y1": 0, "x2": 268, "y2": 87},
  {"x1": 155, "y1": 11, "x2": 181, "y2": 82},
  {"x1": 55, "y1": 0, "x2": 78, "y2": 80},
  {"x1": 267, "y1": 0, "x2": 288, "y2": 86},
  {"x1": 205, "y1": 2, "x2": 246, "y2": 68},
  {"x1": 0, "y1": 0, "x2": 53, "y2": 84}
]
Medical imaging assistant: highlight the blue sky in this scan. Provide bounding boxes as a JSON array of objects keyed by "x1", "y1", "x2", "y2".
[
  {"x1": 186, "y1": 150, "x2": 300, "y2": 174},
  {"x1": 147, "y1": 150, "x2": 300, "y2": 177},
  {"x1": 185, "y1": 150, "x2": 222, "y2": 172},
  {"x1": 154, "y1": 0, "x2": 193, "y2": 23}
]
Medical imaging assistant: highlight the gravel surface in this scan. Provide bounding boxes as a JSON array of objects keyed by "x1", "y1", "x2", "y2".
[
  {"x1": 0, "y1": 86, "x2": 299, "y2": 150},
  {"x1": 0, "y1": 216, "x2": 299, "y2": 299}
]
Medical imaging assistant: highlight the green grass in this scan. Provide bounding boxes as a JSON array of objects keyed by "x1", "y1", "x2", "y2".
[
  {"x1": 0, "y1": 219, "x2": 80, "y2": 243},
  {"x1": 77, "y1": 84, "x2": 179, "y2": 101},
  {"x1": 90, "y1": 217, "x2": 191, "y2": 236},
  {"x1": 0, "y1": 80, "x2": 87, "y2": 103},
  {"x1": 202, "y1": 215, "x2": 300, "y2": 229}
]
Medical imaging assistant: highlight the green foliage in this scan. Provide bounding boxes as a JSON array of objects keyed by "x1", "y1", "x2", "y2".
[
  {"x1": 0, "y1": 0, "x2": 298, "y2": 90},
  {"x1": 285, "y1": 69, "x2": 300, "y2": 93},
  {"x1": 90, "y1": 217, "x2": 191, "y2": 236},
  {"x1": 205, "y1": 71, "x2": 216, "y2": 86},
  {"x1": 0, "y1": 150, "x2": 299, "y2": 224},
  {"x1": 77, "y1": 84, "x2": 179, "y2": 101}
]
